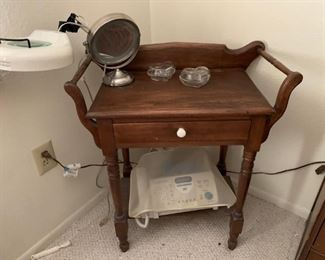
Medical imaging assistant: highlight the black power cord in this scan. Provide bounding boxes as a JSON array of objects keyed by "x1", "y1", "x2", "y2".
[
  {"x1": 41, "y1": 151, "x2": 66, "y2": 169},
  {"x1": 80, "y1": 163, "x2": 107, "y2": 169},
  {"x1": 227, "y1": 161, "x2": 325, "y2": 175},
  {"x1": 42, "y1": 150, "x2": 137, "y2": 192},
  {"x1": 41, "y1": 151, "x2": 137, "y2": 171},
  {"x1": 42, "y1": 151, "x2": 324, "y2": 176}
]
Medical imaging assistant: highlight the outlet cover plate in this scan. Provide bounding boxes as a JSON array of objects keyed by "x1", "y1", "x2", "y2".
[{"x1": 32, "y1": 140, "x2": 57, "y2": 176}]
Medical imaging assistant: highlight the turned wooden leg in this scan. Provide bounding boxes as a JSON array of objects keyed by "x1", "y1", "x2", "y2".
[
  {"x1": 217, "y1": 145, "x2": 228, "y2": 176},
  {"x1": 122, "y1": 148, "x2": 132, "y2": 178},
  {"x1": 228, "y1": 150, "x2": 256, "y2": 250},
  {"x1": 106, "y1": 150, "x2": 129, "y2": 252}
]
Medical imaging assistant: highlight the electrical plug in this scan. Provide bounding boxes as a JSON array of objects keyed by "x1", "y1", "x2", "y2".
[
  {"x1": 315, "y1": 165, "x2": 325, "y2": 175},
  {"x1": 63, "y1": 163, "x2": 81, "y2": 177}
]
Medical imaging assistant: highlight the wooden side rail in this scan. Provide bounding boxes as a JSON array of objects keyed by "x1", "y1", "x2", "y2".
[
  {"x1": 258, "y1": 48, "x2": 303, "y2": 141},
  {"x1": 127, "y1": 41, "x2": 265, "y2": 71},
  {"x1": 64, "y1": 56, "x2": 101, "y2": 148}
]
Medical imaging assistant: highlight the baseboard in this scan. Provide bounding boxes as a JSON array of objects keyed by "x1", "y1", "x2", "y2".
[
  {"x1": 17, "y1": 190, "x2": 106, "y2": 260},
  {"x1": 231, "y1": 177, "x2": 310, "y2": 219}
]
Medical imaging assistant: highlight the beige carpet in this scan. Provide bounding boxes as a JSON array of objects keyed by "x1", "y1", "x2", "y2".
[{"x1": 42, "y1": 195, "x2": 305, "y2": 260}]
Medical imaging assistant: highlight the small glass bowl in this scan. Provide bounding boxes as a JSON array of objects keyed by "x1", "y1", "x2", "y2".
[
  {"x1": 147, "y1": 61, "x2": 176, "y2": 81},
  {"x1": 179, "y1": 66, "x2": 210, "y2": 88}
]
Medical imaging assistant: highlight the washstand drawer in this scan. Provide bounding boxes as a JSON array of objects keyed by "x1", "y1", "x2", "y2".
[{"x1": 114, "y1": 120, "x2": 251, "y2": 147}]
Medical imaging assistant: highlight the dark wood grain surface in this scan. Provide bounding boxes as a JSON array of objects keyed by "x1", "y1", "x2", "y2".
[
  {"x1": 126, "y1": 41, "x2": 265, "y2": 71},
  {"x1": 87, "y1": 69, "x2": 274, "y2": 119},
  {"x1": 298, "y1": 179, "x2": 325, "y2": 260}
]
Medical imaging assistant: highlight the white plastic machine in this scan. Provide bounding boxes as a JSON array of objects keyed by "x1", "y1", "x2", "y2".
[
  {"x1": 0, "y1": 30, "x2": 73, "y2": 71},
  {"x1": 129, "y1": 148, "x2": 236, "y2": 228}
]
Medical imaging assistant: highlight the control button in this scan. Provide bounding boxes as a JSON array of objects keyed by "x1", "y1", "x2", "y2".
[{"x1": 204, "y1": 191, "x2": 213, "y2": 200}]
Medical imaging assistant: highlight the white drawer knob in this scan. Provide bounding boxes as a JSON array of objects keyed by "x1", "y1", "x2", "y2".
[{"x1": 176, "y1": 128, "x2": 186, "y2": 138}]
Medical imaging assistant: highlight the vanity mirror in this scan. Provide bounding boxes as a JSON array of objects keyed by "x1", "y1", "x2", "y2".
[{"x1": 86, "y1": 13, "x2": 141, "y2": 87}]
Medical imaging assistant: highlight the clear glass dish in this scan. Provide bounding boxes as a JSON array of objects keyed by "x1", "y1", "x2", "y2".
[
  {"x1": 179, "y1": 66, "x2": 210, "y2": 88},
  {"x1": 147, "y1": 61, "x2": 176, "y2": 81}
]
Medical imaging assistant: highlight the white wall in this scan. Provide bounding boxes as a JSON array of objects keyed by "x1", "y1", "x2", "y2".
[
  {"x1": 149, "y1": 0, "x2": 325, "y2": 218},
  {"x1": 0, "y1": 1, "x2": 151, "y2": 259}
]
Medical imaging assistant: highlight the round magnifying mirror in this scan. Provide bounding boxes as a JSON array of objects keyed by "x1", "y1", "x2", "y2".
[{"x1": 87, "y1": 13, "x2": 140, "y2": 87}]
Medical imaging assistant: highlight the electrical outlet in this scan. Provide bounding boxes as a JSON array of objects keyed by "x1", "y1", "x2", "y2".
[{"x1": 32, "y1": 140, "x2": 57, "y2": 176}]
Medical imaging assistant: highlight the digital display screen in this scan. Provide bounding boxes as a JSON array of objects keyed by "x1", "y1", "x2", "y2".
[{"x1": 175, "y1": 176, "x2": 192, "y2": 184}]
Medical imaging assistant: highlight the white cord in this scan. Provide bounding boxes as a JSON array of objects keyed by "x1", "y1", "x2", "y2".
[
  {"x1": 97, "y1": 158, "x2": 111, "y2": 227},
  {"x1": 78, "y1": 56, "x2": 94, "y2": 102},
  {"x1": 75, "y1": 15, "x2": 89, "y2": 31},
  {"x1": 135, "y1": 215, "x2": 150, "y2": 228},
  {"x1": 31, "y1": 241, "x2": 72, "y2": 259},
  {"x1": 103, "y1": 64, "x2": 107, "y2": 78},
  {"x1": 82, "y1": 76, "x2": 93, "y2": 102},
  {"x1": 77, "y1": 55, "x2": 87, "y2": 68}
]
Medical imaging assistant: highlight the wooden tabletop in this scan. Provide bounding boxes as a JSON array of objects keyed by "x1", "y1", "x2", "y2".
[{"x1": 87, "y1": 68, "x2": 274, "y2": 120}]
